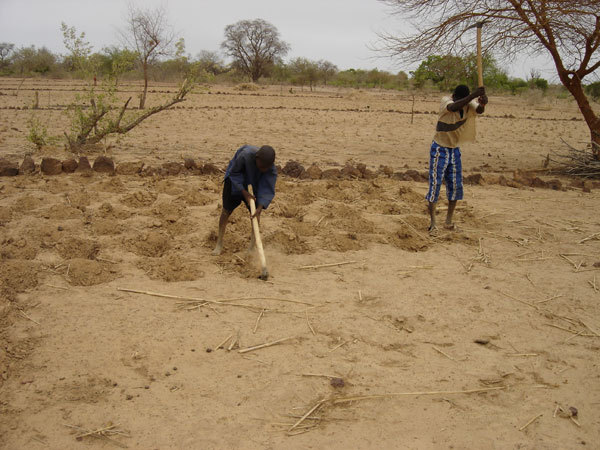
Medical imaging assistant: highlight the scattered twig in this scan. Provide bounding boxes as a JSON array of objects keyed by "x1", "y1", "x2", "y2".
[
  {"x1": 298, "y1": 261, "x2": 357, "y2": 270},
  {"x1": 329, "y1": 341, "x2": 348, "y2": 352},
  {"x1": 215, "y1": 334, "x2": 233, "y2": 350},
  {"x1": 579, "y1": 232, "x2": 600, "y2": 244},
  {"x1": 432, "y1": 346, "x2": 456, "y2": 361},
  {"x1": 253, "y1": 309, "x2": 265, "y2": 334},
  {"x1": 519, "y1": 413, "x2": 543, "y2": 431},
  {"x1": 238, "y1": 337, "x2": 296, "y2": 354},
  {"x1": 17, "y1": 309, "x2": 40, "y2": 325},
  {"x1": 306, "y1": 309, "x2": 316, "y2": 335}
]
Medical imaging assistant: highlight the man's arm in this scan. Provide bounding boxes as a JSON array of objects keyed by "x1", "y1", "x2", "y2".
[{"x1": 447, "y1": 87, "x2": 485, "y2": 112}]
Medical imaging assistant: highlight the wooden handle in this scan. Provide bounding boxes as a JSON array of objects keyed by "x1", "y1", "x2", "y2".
[
  {"x1": 248, "y1": 185, "x2": 268, "y2": 279},
  {"x1": 476, "y1": 26, "x2": 483, "y2": 87}
]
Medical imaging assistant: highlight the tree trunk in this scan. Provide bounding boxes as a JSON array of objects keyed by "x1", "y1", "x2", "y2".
[
  {"x1": 563, "y1": 75, "x2": 600, "y2": 160},
  {"x1": 140, "y1": 63, "x2": 148, "y2": 109}
]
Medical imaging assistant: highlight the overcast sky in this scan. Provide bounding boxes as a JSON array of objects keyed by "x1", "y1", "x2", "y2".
[{"x1": 0, "y1": 0, "x2": 555, "y2": 79}]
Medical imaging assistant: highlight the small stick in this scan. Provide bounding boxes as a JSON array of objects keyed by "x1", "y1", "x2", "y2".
[
  {"x1": 506, "y1": 353, "x2": 538, "y2": 357},
  {"x1": 301, "y1": 373, "x2": 339, "y2": 379},
  {"x1": 289, "y1": 399, "x2": 327, "y2": 432},
  {"x1": 499, "y1": 291, "x2": 538, "y2": 310},
  {"x1": 316, "y1": 216, "x2": 325, "y2": 226},
  {"x1": 432, "y1": 346, "x2": 456, "y2": 361},
  {"x1": 536, "y1": 294, "x2": 562, "y2": 304},
  {"x1": 253, "y1": 309, "x2": 265, "y2": 334},
  {"x1": 559, "y1": 254, "x2": 578, "y2": 269},
  {"x1": 564, "y1": 330, "x2": 584, "y2": 343},
  {"x1": 329, "y1": 341, "x2": 348, "y2": 352},
  {"x1": 330, "y1": 386, "x2": 506, "y2": 405},
  {"x1": 570, "y1": 416, "x2": 581, "y2": 427},
  {"x1": 358, "y1": 290, "x2": 363, "y2": 302},
  {"x1": 228, "y1": 332, "x2": 239, "y2": 351},
  {"x1": 18, "y1": 309, "x2": 40, "y2": 325},
  {"x1": 306, "y1": 309, "x2": 316, "y2": 335},
  {"x1": 525, "y1": 273, "x2": 536, "y2": 287},
  {"x1": 216, "y1": 334, "x2": 233, "y2": 350},
  {"x1": 45, "y1": 283, "x2": 69, "y2": 290},
  {"x1": 580, "y1": 320, "x2": 600, "y2": 337},
  {"x1": 519, "y1": 414, "x2": 543, "y2": 431},
  {"x1": 298, "y1": 261, "x2": 357, "y2": 270},
  {"x1": 238, "y1": 336, "x2": 295, "y2": 354},
  {"x1": 579, "y1": 232, "x2": 600, "y2": 244},
  {"x1": 75, "y1": 424, "x2": 117, "y2": 439},
  {"x1": 553, "y1": 404, "x2": 559, "y2": 418}
]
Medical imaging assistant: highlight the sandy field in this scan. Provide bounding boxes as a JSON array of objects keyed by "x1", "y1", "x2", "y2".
[{"x1": 1, "y1": 78, "x2": 599, "y2": 449}]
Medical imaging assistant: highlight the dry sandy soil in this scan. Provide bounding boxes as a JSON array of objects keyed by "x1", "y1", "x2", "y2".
[{"x1": 0, "y1": 78, "x2": 599, "y2": 449}]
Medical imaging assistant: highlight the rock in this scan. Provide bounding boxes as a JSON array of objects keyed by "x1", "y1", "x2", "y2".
[
  {"x1": 161, "y1": 162, "x2": 183, "y2": 176},
  {"x1": 341, "y1": 163, "x2": 361, "y2": 178},
  {"x1": 141, "y1": 166, "x2": 156, "y2": 177},
  {"x1": 321, "y1": 168, "x2": 342, "y2": 180},
  {"x1": 404, "y1": 169, "x2": 426, "y2": 182},
  {"x1": 330, "y1": 377, "x2": 345, "y2": 388},
  {"x1": 356, "y1": 163, "x2": 367, "y2": 175},
  {"x1": 77, "y1": 156, "x2": 92, "y2": 172},
  {"x1": 41, "y1": 157, "x2": 63, "y2": 175},
  {"x1": 116, "y1": 161, "x2": 144, "y2": 175},
  {"x1": 184, "y1": 157, "x2": 197, "y2": 170},
  {"x1": 19, "y1": 155, "x2": 36, "y2": 174},
  {"x1": 379, "y1": 165, "x2": 394, "y2": 177},
  {"x1": 464, "y1": 173, "x2": 485, "y2": 185},
  {"x1": 304, "y1": 163, "x2": 322, "y2": 180},
  {"x1": 530, "y1": 177, "x2": 548, "y2": 189},
  {"x1": 513, "y1": 169, "x2": 533, "y2": 185},
  {"x1": 547, "y1": 179, "x2": 563, "y2": 191},
  {"x1": 201, "y1": 163, "x2": 221, "y2": 175},
  {"x1": 282, "y1": 160, "x2": 305, "y2": 178},
  {"x1": 62, "y1": 159, "x2": 78, "y2": 173},
  {"x1": 362, "y1": 168, "x2": 376, "y2": 179},
  {"x1": 0, "y1": 158, "x2": 19, "y2": 176},
  {"x1": 582, "y1": 181, "x2": 592, "y2": 193},
  {"x1": 93, "y1": 156, "x2": 115, "y2": 174}
]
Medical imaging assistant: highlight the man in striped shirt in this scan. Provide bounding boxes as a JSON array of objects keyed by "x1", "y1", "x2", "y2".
[{"x1": 426, "y1": 85, "x2": 488, "y2": 234}]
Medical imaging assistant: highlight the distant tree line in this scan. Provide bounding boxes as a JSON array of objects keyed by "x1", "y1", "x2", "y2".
[{"x1": 0, "y1": 15, "x2": 573, "y2": 97}]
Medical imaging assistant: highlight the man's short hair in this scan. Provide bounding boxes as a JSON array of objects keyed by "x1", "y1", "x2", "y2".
[
  {"x1": 453, "y1": 85, "x2": 470, "y2": 99},
  {"x1": 256, "y1": 145, "x2": 276, "y2": 166}
]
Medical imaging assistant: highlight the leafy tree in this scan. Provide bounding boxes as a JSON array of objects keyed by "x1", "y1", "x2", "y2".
[
  {"x1": 11, "y1": 46, "x2": 57, "y2": 75},
  {"x1": 377, "y1": 0, "x2": 600, "y2": 158},
  {"x1": 195, "y1": 50, "x2": 226, "y2": 75},
  {"x1": 101, "y1": 46, "x2": 138, "y2": 86},
  {"x1": 221, "y1": 19, "x2": 290, "y2": 82},
  {"x1": 289, "y1": 57, "x2": 319, "y2": 90},
  {"x1": 121, "y1": 4, "x2": 175, "y2": 108},
  {"x1": 585, "y1": 82, "x2": 600, "y2": 102},
  {"x1": 317, "y1": 60, "x2": 338, "y2": 85}
]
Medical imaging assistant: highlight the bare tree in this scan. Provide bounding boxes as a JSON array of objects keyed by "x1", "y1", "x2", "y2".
[
  {"x1": 377, "y1": 0, "x2": 600, "y2": 159},
  {"x1": 122, "y1": 4, "x2": 175, "y2": 108},
  {"x1": 221, "y1": 19, "x2": 290, "y2": 82}
]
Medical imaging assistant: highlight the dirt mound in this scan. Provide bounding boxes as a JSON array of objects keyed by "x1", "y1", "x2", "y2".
[
  {"x1": 56, "y1": 236, "x2": 100, "y2": 260},
  {"x1": 266, "y1": 229, "x2": 312, "y2": 255},
  {"x1": 176, "y1": 189, "x2": 212, "y2": 206},
  {"x1": 152, "y1": 201, "x2": 184, "y2": 222},
  {"x1": 66, "y1": 258, "x2": 117, "y2": 286},
  {"x1": 91, "y1": 218, "x2": 123, "y2": 235},
  {"x1": 66, "y1": 191, "x2": 91, "y2": 209},
  {"x1": 397, "y1": 185, "x2": 424, "y2": 204},
  {"x1": 137, "y1": 254, "x2": 205, "y2": 282},
  {"x1": 127, "y1": 231, "x2": 170, "y2": 257},
  {"x1": 387, "y1": 215, "x2": 430, "y2": 252},
  {"x1": 321, "y1": 232, "x2": 365, "y2": 252},
  {"x1": 41, "y1": 204, "x2": 83, "y2": 220},
  {"x1": 121, "y1": 190, "x2": 158, "y2": 208},
  {"x1": 0, "y1": 260, "x2": 39, "y2": 294},
  {"x1": 96, "y1": 202, "x2": 132, "y2": 220},
  {"x1": 324, "y1": 204, "x2": 377, "y2": 234},
  {"x1": 95, "y1": 177, "x2": 124, "y2": 193},
  {"x1": 0, "y1": 208, "x2": 12, "y2": 225},
  {"x1": 0, "y1": 237, "x2": 38, "y2": 260},
  {"x1": 155, "y1": 179, "x2": 184, "y2": 196},
  {"x1": 12, "y1": 195, "x2": 44, "y2": 212},
  {"x1": 273, "y1": 204, "x2": 306, "y2": 219}
]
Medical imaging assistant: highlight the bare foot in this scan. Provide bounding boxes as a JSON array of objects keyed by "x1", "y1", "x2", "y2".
[
  {"x1": 212, "y1": 244, "x2": 223, "y2": 256},
  {"x1": 428, "y1": 225, "x2": 439, "y2": 236}
]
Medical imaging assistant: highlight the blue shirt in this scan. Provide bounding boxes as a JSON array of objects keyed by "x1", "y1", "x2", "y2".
[{"x1": 224, "y1": 145, "x2": 277, "y2": 209}]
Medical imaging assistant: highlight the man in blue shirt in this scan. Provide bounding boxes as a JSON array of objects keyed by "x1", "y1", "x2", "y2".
[{"x1": 212, "y1": 145, "x2": 277, "y2": 256}]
